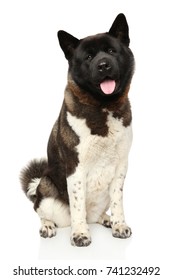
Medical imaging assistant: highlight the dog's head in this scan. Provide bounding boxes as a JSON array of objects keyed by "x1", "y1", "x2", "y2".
[{"x1": 58, "y1": 13, "x2": 134, "y2": 100}]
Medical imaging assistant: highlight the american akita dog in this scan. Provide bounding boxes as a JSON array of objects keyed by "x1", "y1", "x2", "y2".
[{"x1": 20, "y1": 13, "x2": 135, "y2": 246}]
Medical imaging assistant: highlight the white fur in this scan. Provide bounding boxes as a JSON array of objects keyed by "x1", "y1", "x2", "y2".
[
  {"x1": 27, "y1": 178, "x2": 41, "y2": 198},
  {"x1": 67, "y1": 111, "x2": 132, "y2": 240},
  {"x1": 37, "y1": 197, "x2": 71, "y2": 228},
  {"x1": 40, "y1": 219, "x2": 57, "y2": 238}
]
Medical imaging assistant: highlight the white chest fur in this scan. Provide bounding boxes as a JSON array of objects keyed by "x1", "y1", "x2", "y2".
[{"x1": 66, "y1": 111, "x2": 132, "y2": 223}]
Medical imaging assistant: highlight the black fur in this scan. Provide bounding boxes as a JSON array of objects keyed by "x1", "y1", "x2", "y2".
[{"x1": 58, "y1": 13, "x2": 134, "y2": 102}]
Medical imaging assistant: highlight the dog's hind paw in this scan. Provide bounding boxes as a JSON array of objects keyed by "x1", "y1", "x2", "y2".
[
  {"x1": 39, "y1": 219, "x2": 57, "y2": 238},
  {"x1": 112, "y1": 223, "x2": 132, "y2": 239}
]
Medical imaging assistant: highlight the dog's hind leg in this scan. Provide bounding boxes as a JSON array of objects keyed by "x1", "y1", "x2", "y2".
[
  {"x1": 35, "y1": 177, "x2": 71, "y2": 238},
  {"x1": 36, "y1": 196, "x2": 71, "y2": 238}
]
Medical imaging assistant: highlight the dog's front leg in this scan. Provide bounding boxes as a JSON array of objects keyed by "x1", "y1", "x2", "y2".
[
  {"x1": 109, "y1": 161, "x2": 132, "y2": 239},
  {"x1": 67, "y1": 170, "x2": 91, "y2": 247}
]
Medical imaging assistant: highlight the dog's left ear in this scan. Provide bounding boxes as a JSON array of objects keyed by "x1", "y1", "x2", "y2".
[{"x1": 109, "y1": 13, "x2": 130, "y2": 46}]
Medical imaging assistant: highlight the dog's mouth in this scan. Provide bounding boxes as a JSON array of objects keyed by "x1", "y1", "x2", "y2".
[{"x1": 100, "y1": 79, "x2": 117, "y2": 95}]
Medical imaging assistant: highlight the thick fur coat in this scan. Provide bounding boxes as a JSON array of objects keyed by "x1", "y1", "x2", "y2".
[{"x1": 20, "y1": 13, "x2": 135, "y2": 246}]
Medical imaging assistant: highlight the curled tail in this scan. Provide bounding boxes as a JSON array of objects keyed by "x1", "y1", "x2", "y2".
[{"x1": 20, "y1": 158, "x2": 48, "y2": 202}]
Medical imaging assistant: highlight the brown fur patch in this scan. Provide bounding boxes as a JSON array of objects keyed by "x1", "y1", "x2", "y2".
[
  {"x1": 65, "y1": 77, "x2": 110, "y2": 136},
  {"x1": 66, "y1": 92, "x2": 109, "y2": 136},
  {"x1": 66, "y1": 77, "x2": 132, "y2": 130},
  {"x1": 47, "y1": 102, "x2": 80, "y2": 177},
  {"x1": 59, "y1": 102, "x2": 80, "y2": 149},
  {"x1": 66, "y1": 77, "x2": 100, "y2": 107}
]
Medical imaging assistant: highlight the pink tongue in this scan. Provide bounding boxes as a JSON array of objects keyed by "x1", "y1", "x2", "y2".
[{"x1": 100, "y1": 80, "x2": 116, "y2": 94}]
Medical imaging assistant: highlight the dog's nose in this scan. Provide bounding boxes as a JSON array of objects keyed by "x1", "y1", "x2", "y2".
[{"x1": 98, "y1": 61, "x2": 111, "y2": 73}]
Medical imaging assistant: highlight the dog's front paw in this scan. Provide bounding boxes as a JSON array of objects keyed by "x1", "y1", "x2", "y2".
[
  {"x1": 71, "y1": 232, "x2": 91, "y2": 247},
  {"x1": 112, "y1": 223, "x2": 132, "y2": 239},
  {"x1": 39, "y1": 220, "x2": 57, "y2": 238}
]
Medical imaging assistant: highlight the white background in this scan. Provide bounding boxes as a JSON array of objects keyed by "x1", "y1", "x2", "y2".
[{"x1": 0, "y1": 0, "x2": 173, "y2": 278}]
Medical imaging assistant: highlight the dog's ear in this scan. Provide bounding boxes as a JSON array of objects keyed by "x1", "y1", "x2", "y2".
[
  {"x1": 57, "y1": 30, "x2": 79, "y2": 60},
  {"x1": 109, "y1": 13, "x2": 130, "y2": 46}
]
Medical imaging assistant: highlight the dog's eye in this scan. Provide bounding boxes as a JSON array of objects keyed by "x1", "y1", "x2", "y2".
[
  {"x1": 108, "y1": 48, "x2": 116, "y2": 54},
  {"x1": 86, "y1": 54, "x2": 93, "y2": 61}
]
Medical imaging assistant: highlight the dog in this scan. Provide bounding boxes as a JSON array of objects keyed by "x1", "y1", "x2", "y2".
[{"x1": 20, "y1": 13, "x2": 135, "y2": 247}]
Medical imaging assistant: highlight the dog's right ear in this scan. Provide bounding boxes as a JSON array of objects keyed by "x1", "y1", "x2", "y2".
[{"x1": 57, "y1": 30, "x2": 79, "y2": 60}]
